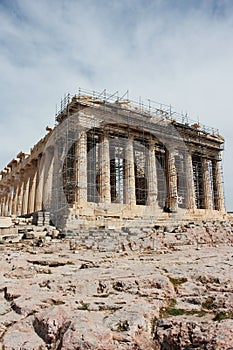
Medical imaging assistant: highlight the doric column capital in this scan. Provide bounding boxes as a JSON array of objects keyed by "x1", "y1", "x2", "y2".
[{"x1": 148, "y1": 139, "x2": 156, "y2": 150}]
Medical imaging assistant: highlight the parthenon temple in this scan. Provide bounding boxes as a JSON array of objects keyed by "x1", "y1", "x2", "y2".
[{"x1": 0, "y1": 89, "x2": 226, "y2": 229}]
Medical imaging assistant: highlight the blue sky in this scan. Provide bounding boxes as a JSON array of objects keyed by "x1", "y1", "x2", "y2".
[{"x1": 0, "y1": 0, "x2": 233, "y2": 209}]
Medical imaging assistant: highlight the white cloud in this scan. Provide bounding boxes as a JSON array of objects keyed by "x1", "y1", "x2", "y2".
[{"x1": 0, "y1": 0, "x2": 233, "y2": 209}]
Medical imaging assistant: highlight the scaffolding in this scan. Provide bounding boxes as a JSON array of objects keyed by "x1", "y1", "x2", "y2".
[
  {"x1": 45, "y1": 87, "x2": 225, "y2": 227},
  {"x1": 0, "y1": 87, "x2": 225, "y2": 228}
]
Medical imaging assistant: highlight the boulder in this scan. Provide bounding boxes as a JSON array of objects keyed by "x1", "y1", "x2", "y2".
[{"x1": 0, "y1": 217, "x2": 13, "y2": 228}]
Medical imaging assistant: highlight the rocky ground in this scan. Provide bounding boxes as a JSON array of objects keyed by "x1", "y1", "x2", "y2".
[{"x1": 1, "y1": 233, "x2": 233, "y2": 349}]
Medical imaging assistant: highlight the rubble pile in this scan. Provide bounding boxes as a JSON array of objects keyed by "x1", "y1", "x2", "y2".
[{"x1": 0, "y1": 216, "x2": 60, "y2": 245}]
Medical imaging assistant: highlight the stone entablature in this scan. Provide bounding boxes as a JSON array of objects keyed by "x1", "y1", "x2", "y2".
[{"x1": 0, "y1": 91, "x2": 225, "y2": 228}]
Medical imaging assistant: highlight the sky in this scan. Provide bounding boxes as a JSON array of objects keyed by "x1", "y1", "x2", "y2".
[{"x1": 0, "y1": 0, "x2": 233, "y2": 210}]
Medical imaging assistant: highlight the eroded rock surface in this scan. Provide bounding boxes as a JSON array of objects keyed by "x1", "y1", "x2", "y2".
[{"x1": 1, "y1": 235, "x2": 233, "y2": 349}]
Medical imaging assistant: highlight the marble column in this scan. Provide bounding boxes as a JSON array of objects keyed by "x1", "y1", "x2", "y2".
[
  {"x1": 3, "y1": 189, "x2": 9, "y2": 216},
  {"x1": 2, "y1": 195, "x2": 6, "y2": 216},
  {"x1": 202, "y1": 157, "x2": 212, "y2": 210},
  {"x1": 0, "y1": 190, "x2": 3, "y2": 216},
  {"x1": 5, "y1": 192, "x2": 9, "y2": 216},
  {"x1": 8, "y1": 186, "x2": 14, "y2": 216},
  {"x1": 28, "y1": 161, "x2": 38, "y2": 214},
  {"x1": 184, "y1": 151, "x2": 196, "y2": 210},
  {"x1": 147, "y1": 141, "x2": 158, "y2": 206},
  {"x1": 212, "y1": 159, "x2": 225, "y2": 211},
  {"x1": 4, "y1": 187, "x2": 10, "y2": 216},
  {"x1": 22, "y1": 171, "x2": 30, "y2": 215},
  {"x1": 35, "y1": 155, "x2": 45, "y2": 212},
  {"x1": 99, "y1": 132, "x2": 111, "y2": 203},
  {"x1": 43, "y1": 147, "x2": 54, "y2": 211},
  {"x1": 0, "y1": 195, "x2": 4, "y2": 216},
  {"x1": 16, "y1": 172, "x2": 25, "y2": 216},
  {"x1": 1, "y1": 193, "x2": 6, "y2": 216},
  {"x1": 166, "y1": 149, "x2": 178, "y2": 211},
  {"x1": 124, "y1": 135, "x2": 136, "y2": 205},
  {"x1": 75, "y1": 131, "x2": 87, "y2": 206},
  {"x1": 12, "y1": 179, "x2": 19, "y2": 215}
]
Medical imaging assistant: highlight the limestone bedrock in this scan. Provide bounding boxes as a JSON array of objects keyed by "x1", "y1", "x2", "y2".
[{"x1": 1, "y1": 240, "x2": 233, "y2": 349}]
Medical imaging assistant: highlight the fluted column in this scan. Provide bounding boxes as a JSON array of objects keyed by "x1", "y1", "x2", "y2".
[
  {"x1": 17, "y1": 172, "x2": 25, "y2": 216},
  {"x1": 15, "y1": 185, "x2": 20, "y2": 216},
  {"x1": 99, "y1": 132, "x2": 111, "y2": 203},
  {"x1": 43, "y1": 147, "x2": 54, "y2": 211},
  {"x1": 12, "y1": 179, "x2": 19, "y2": 215},
  {"x1": 1, "y1": 193, "x2": 7, "y2": 216},
  {"x1": 202, "y1": 157, "x2": 212, "y2": 210},
  {"x1": 212, "y1": 159, "x2": 225, "y2": 211},
  {"x1": 11, "y1": 185, "x2": 18, "y2": 215},
  {"x1": 75, "y1": 131, "x2": 87, "y2": 206},
  {"x1": 5, "y1": 192, "x2": 10, "y2": 216},
  {"x1": 4, "y1": 189, "x2": 9, "y2": 216},
  {"x1": 124, "y1": 135, "x2": 136, "y2": 205},
  {"x1": 184, "y1": 151, "x2": 196, "y2": 210},
  {"x1": 4, "y1": 193, "x2": 9, "y2": 216},
  {"x1": 0, "y1": 196, "x2": 4, "y2": 216},
  {"x1": 0, "y1": 190, "x2": 4, "y2": 216},
  {"x1": 166, "y1": 149, "x2": 178, "y2": 211},
  {"x1": 28, "y1": 161, "x2": 38, "y2": 214},
  {"x1": 35, "y1": 155, "x2": 45, "y2": 212},
  {"x1": 8, "y1": 186, "x2": 13, "y2": 216},
  {"x1": 147, "y1": 141, "x2": 158, "y2": 206},
  {"x1": 22, "y1": 170, "x2": 30, "y2": 215}
]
